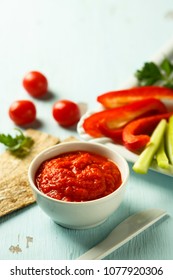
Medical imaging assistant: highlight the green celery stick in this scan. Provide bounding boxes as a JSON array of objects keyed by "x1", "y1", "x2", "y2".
[
  {"x1": 155, "y1": 137, "x2": 169, "y2": 169},
  {"x1": 151, "y1": 159, "x2": 173, "y2": 174},
  {"x1": 166, "y1": 115, "x2": 173, "y2": 164},
  {"x1": 133, "y1": 119, "x2": 167, "y2": 174}
]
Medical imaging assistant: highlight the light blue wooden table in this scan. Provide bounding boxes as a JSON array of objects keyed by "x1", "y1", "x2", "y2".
[{"x1": 0, "y1": 0, "x2": 173, "y2": 260}]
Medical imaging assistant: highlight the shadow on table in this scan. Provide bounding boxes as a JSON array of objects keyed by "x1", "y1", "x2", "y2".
[{"x1": 0, "y1": 203, "x2": 36, "y2": 225}]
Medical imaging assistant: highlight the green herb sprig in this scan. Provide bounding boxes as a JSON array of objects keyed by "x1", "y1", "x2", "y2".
[
  {"x1": 135, "y1": 58, "x2": 173, "y2": 88},
  {"x1": 0, "y1": 128, "x2": 34, "y2": 158}
]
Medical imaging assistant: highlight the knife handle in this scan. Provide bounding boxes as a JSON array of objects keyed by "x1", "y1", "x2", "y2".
[{"x1": 77, "y1": 209, "x2": 167, "y2": 260}]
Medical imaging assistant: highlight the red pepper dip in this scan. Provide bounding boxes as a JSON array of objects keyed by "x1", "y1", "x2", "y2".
[{"x1": 35, "y1": 151, "x2": 122, "y2": 202}]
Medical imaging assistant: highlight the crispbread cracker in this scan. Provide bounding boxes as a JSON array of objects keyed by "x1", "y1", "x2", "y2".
[{"x1": 0, "y1": 129, "x2": 60, "y2": 217}]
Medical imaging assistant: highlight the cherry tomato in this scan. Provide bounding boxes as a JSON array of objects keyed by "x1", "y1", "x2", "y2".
[
  {"x1": 23, "y1": 71, "x2": 48, "y2": 97},
  {"x1": 52, "y1": 100, "x2": 80, "y2": 127},
  {"x1": 9, "y1": 100, "x2": 36, "y2": 125}
]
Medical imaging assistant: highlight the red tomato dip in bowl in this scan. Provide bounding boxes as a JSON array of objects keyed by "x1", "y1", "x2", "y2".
[
  {"x1": 35, "y1": 151, "x2": 122, "y2": 202},
  {"x1": 28, "y1": 141, "x2": 129, "y2": 229}
]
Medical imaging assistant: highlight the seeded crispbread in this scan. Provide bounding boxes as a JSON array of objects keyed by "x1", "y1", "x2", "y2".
[{"x1": 0, "y1": 129, "x2": 60, "y2": 217}]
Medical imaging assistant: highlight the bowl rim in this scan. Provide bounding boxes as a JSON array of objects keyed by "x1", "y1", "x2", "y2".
[{"x1": 28, "y1": 141, "x2": 129, "y2": 205}]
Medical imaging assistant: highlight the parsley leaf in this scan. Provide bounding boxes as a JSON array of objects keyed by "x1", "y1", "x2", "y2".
[
  {"x1": 135, "y1": 58, "x2": 173, "y2": 88},
  {"x1": 135, "y1": 62, "x2": 163, "y2": 86},
  {"x1": 0, "y1": 128, "x2": 34, "y2": 158},
  {"x1": 160, "y1": 58, "x2": 173, "y2": 76}
]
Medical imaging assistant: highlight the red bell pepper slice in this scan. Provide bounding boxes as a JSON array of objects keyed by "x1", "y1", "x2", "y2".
[
  {"x1": 122, "y1": 112, "x2": 173, "y2": 152},
  {"x1": 97, "y1": 86, "x2": 173, "y2": 108},
  {"x1": 98, "y1": 125, "x2": 123, "y2": 144},
  {"x1": 83, "y1": 98, "x2": 167, "y2": 139}
]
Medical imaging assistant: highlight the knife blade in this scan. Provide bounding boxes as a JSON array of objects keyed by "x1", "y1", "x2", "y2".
[{"x1": 77, "y1": 208, "x2": 167, "y2": 260}]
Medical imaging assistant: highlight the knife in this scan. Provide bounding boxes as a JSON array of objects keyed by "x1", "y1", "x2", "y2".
[{"x1": 77, "y1": 208, "x2": 167, "y2": 260}]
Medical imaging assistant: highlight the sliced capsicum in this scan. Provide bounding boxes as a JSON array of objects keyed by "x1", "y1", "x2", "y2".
[
  {"x1": 97, "y1": 86, "x2": 173, "y2": 108},
  {"x1": 122, "y1": 112, "x2": 173, "y2": 152},
  {"x1": 98, "y1": 125, "x2": 123, "y2": 144},
  {"x1": 83, "y1": 98, "x2": 167, "y2": 139}
]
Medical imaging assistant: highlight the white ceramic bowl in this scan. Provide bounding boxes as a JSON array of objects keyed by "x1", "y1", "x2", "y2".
[{"x1": 28, "y1": 141, "x2": 129, "y2": 229}]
